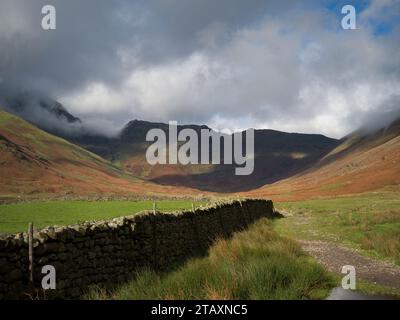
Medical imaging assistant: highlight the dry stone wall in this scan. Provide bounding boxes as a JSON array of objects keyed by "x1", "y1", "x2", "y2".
[{"x1": 0, "y1": 199, "x2": 274, "y2": 299}]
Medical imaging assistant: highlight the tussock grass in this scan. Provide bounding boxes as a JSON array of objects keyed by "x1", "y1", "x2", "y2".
[
  {"x1": 360, "y1": 227, "x2": 400, "y2": 264},
  {"x1": 86, "y1": 219, "x2": 334, "y2": 300}
]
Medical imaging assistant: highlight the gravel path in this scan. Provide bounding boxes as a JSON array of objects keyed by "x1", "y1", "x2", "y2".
[{"x1": 299, "y1": 240, "x2": 400, "y2": 290}]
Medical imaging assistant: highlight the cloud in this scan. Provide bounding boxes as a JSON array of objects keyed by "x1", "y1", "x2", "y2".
[{"x1": 0, "y1": 0, "x2": 399, "y2": 138}]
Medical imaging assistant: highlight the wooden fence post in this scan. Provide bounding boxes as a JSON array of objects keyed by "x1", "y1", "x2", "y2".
[
  {"x1": 153, "y1": 201, "x2": 156, "y2": 214},
  {"x1": 28, "y1": 222, "x2": 34, "y2": 284}
]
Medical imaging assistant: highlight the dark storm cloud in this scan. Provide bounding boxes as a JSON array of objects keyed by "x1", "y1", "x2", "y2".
[
  {"x1": 0, "y1": 0, "x2": 399, "y2": 138},
  {"x1": 0, "y1": 0, "x2": 140, "y2": 93},
  {"x1": 0, "y1": 0, "x2": 297, "y2": 93}
]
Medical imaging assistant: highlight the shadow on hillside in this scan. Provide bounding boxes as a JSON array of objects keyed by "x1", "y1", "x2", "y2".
[
  {"x1": 83, "y1": 213, "x2": 284, "y2": 299},
  {"x1": 148, "y1": 148, "x2": 341, "y2": 193}
]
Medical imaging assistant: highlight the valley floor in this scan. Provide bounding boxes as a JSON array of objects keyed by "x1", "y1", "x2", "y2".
[
  {"x1": 1, "y1": 191, "x2": 399, "y2": 299},
  {"x1": 273, "y1": 191, "x2": 400, "y2": 296},
  {"x1": 274, "y1": 191, "x2": 400, "y2": 265},
  {"x1": 91, "y1": 191, "x2": 400, "y2": 299}
]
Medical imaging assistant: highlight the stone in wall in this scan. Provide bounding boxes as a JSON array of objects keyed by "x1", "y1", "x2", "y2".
[{"x1": 0, "y1": 199, "x2": 275, "y2": 299}]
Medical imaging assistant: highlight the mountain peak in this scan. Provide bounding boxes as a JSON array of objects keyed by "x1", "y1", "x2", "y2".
[{"x1": 119, "y1": 119, "x2": 211, "y2": 141}]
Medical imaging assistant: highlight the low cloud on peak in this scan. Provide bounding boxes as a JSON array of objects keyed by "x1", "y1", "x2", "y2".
[{"x1": 0, "y1": 0, "x2": 399, "y2": 138}]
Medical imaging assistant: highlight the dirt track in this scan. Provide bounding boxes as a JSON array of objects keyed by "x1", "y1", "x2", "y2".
[{"x1": 299, "y1": 240, "x2": 400, "y2": 290}]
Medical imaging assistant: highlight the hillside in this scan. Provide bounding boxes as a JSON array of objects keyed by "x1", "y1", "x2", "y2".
[
  {"x1": 247, "y1": 118, "x2": 400, "y2": 201},
  {"x1": 0, "y1": 111, "x2": 200, "y2": 199},
  {"x1": 67, "y1": 119, "x2": 339, "y2": 192},
  {"x1": 1, "y1": 97, "x2": 340, "y2": 193}
]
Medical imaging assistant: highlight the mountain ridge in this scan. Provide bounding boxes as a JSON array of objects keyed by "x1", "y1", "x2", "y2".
[
  {"x1": 246, "y1": 117, "x2": 400, "y2": 200},
  {"x1": 2, "y1": 97, "x2": 398, "y2": 197},
  {"x1": 0, "y1": 98, "x2": 340, "y2": 193},
  {"x1": 71, "y1": 118, "x2": 339, "y2": 192}
]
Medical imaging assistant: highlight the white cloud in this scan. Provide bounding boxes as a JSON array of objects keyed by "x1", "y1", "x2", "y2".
[
  {"x1": 59, "y1": 7, "x2": 400, "y2": 138},
  {"x1": 62, "y1": 82, "x2": 128, "y2": 114}
]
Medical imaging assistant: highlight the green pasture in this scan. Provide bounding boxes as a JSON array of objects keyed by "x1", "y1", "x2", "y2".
[{"x1": 0, "y1": 200, "x2": 207, "y2": 234}]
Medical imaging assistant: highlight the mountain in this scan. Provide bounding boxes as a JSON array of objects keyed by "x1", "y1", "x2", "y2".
[
  {"x1": 0, "y1": 111, "x2": 199, "y2": 199},
  {"x1": 0, "y1": 97, "x2": 340, "y2": 194},
  {"x1": 2, "y1": 100, "x2": 398, "y2": 200},
  {"x1": 246, "y1": 118, "x2": 400, "y2": 200},
  {"x1": 68, "y1": 120, "x2": 339, "y2": 192},
  {"x1": 0, "y1": 93, "x2": 341, "y2": 192}
]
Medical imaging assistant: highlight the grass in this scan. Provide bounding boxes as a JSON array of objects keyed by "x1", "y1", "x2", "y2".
[
  {"x1": 356, "y1": 279, "x2": 400, "y2": 299},
  {"x1": 0, "y1": 200, "x2": 207, "y2": 234},
  {"x1": 274, "y1": 191, "x2": 400, "y2": 265},
  {"x1": 86, "y1": 218, "x2": 335, "y2": 300}
]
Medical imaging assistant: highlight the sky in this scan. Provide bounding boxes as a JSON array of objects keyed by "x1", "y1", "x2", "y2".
[{"x1": 0, "y1": 0, "x2": 399, "y2": 138}]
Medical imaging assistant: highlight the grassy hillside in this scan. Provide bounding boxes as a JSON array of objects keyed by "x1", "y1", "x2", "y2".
[
  {"x1": 0, "y1": 111, "x2": 201, "y2": 199},
  {"x1": 0, "y1": 200, "x2": 207, "y2": 234}
]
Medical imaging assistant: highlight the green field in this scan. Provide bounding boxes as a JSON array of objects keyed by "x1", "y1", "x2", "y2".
[
  {"x1": 0, "y1": 200, "x2": 207, "y2": 234},
  {"x1": 274, "y1": 192, "x2": 400, "y2": 265},
  {"x1": 87, "y1": 218, "x2": 334, "y2": 300},
  {"x1": 2, "y1": 192, "x2": 399, "y2": 299}
]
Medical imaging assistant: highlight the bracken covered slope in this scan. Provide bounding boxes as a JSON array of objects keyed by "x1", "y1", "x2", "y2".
[
  {"x1": 246, "y1": 118, "x2": 400, "y2": 201},
  {"x1": 0, "y1": 111, "x2": 200, "y2": 199}
]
